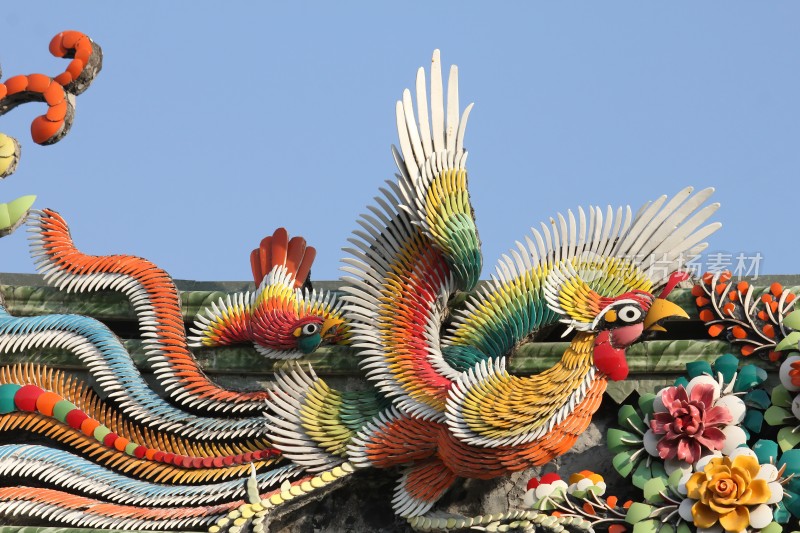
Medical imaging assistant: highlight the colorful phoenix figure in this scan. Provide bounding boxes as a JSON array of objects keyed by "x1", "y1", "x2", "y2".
[
  {"x1": 264, "y1": 50, "x2": 722, "y2": 520},
  {"x1": 188, "y1": 228, "x2": 345, "y2": 359},
  {"x1": 0, "y1": 42, "x2": 725, "y2": 532}
]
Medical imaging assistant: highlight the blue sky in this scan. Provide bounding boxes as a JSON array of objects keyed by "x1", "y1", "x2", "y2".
[{"x1": 1, "y1": 3, "x2": 799, "y2": 281}]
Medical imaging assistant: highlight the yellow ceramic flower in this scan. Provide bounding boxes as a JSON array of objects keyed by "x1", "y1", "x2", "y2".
[{"x1": 685, "y1": 455, "x2": 771, "y2": 532}]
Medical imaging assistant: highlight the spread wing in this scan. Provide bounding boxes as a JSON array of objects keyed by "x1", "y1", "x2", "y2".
[
  {"x1": 444, "y1": 187, "x2": 721, "y2": 361},
  {"x1": 341, "y1": 51, "x2": 480, "y2": 422},
  {"x1": 443, "y1": 188, "x2": 721, "y2": 447},
  {"x1": 265, "y1": 364, "x2": 388, "y2": 473},
  {"x1": 188, "y1": 292, "x2": 252, "y2": 348}
]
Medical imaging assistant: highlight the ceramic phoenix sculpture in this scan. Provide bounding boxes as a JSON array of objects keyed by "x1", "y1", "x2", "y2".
[{"x1": 0, "y1": 36, "x2": 730, "y2": 532}]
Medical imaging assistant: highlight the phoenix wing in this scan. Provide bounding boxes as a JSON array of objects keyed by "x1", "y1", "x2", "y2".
[{"x1": 341, "y1": 51, "x2": 480, "y2": 422}]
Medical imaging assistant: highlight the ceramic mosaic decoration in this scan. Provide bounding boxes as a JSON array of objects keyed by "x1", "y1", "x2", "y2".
[{"x1": 1, "y1": 32, "x2": 797, "y2": 533}]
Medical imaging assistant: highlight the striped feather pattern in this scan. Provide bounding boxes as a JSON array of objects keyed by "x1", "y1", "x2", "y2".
[
  {"x1": 265, "y1": 364, "x2": 387, "y2": 472},
  {"x1": 28, "y1": 208, "x2": 270, "y2": 415},
  {"x1": 0, "y1": 445, "x2": 300, "y2": 507},
  {"x1": 190, "y1": 265, "x2": 345, "y2": 360},
  {"x1": 340, "y1": 51, "x2": 484, "y2": 422},
  {"x1": 0, "y1": 412, "x2": 273, "y2": 484},
  {"x1": 0, "y1": 487, "x2": 237, "y2": 530},
  {"x1": 0, "y1": 364, "x2": 273, "y2": 459},
  {"x1": 445, "y1": 188, "x2": 720, "y2": 354},
  {"x1": 0, "y1": 305, "x2": 267, "y2": 440},
  {"x1": 393, "y1": 50, "x2": 481, "y2": 291}
]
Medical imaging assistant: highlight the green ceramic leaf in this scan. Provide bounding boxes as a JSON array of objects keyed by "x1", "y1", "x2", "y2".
[
  {"x1": 650, "y1": 460, "x2": 666, "y2": 480},
  {"x1": 613, "y1": 450, "x2": 638, "y2": 478},
  {"x1": 759, "y1": 522, "x2": 783, "y2": 533},
  {"x1": 777, "y1": 426, "x2": 800, "y2": 452},
  {"x1": 632, "y1": 460, "x2": 664, "y2": 489},
  {"x1": 657, "y1": 524, "x2": 675, "y2": 533},
  {"x1": 743, "y1": 410, "x2": 764, "y2": 433},
  {"x1": 676, "y1": 523, "x2": 693, "y2": 533},
  {"x1": 712, "y1": 353, "x2": 738, "y2": 383},
  {"x1": 753, "y1": 439, "x2": 779, "y2": 465},
  {"x1": 785, "y1": 488, "x2": 800, "y2": 516},
  {"x1": 778, "y1": 450, "x2": 800, "y2": 494},
  {"x1": 632, "y1": 519, "x2": 660, "y2": 533},
  {"x1": 618, "y1": 404, "x2": 647, "y2": 433},
  {"x1": 625, "y1": 502, "x2": 654, "y2": 524},
  {"x1": 642, "y1": 477, "x2": 667, "y2": 504},
  {"x1": 784, "y1": 309, "x2": 800, "y2": 331},
  {"x1": 776, "y1": 331, "x2": 800, "y2": 351},
  {"x1": 765, "y1": 406, "x2": 793, "y2": 427},
  {"x1": 0, "y1": 203, "x2": 10, "y2": 229},
  {"x1": 638, "y1": 393, "x2": 656, "y2": 416},
  {"x1": 686, "y1": 361, "x2": 712, "y2": 378},
  {"x1": 734, "y1": 364, "x2": 766, "y2": 392},
  {"x1": 5, "y1": 195, "x2": 35, "y2": 224},
  {"x1": 667, "y1": 467, "x2": 684, "y2": 491},
  {"x1": 745, "y1": 389, "x2": 771, "y2": 410},
  {"x1": 607, "y1": 428, "x2": 641, "y2": 453},
  {"x1": 773, "y1": 501, "x2": 790, "y2": 523},
  {"x1": 772, "y1": 385, "x2": 793, "y2": 408}
]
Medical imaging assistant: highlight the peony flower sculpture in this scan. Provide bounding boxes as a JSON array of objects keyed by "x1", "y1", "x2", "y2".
[
  {"x1": 594, "y1": 353, "x2": 799, "y2": 532},
  {"x1": 678, "y1": 451, "x2": 783, "y2": 533},
  {"x1": 641, "y1": 374, "x2": 748, "y2": 475},
  {"x1": 647, "y1": 382, "x2": 732, "y2": 464}
]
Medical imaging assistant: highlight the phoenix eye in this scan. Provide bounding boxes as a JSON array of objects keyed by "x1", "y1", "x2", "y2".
[
  {"x1": 618, "y1": 305, "x2": 642, "y2": 323},
  {"x1": 301, "y1": 323, "x2": 320, "y2": 336}
]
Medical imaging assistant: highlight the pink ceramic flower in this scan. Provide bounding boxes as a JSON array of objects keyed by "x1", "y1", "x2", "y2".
[{"x1": 649, "y1": 383, "x2": 732, "y2": 463}]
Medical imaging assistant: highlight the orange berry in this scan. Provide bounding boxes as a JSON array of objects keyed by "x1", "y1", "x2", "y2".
[
  {"x1": 708, "y1": 324, "x2": 725, "y2": 337},
  {"x1": 763, "y1": 324, "x2": 775, "y2": 338},
  {"x1": 771, "y1": 283, "x2": 784, "y2": 297},
  {"x1": 715, "y1": 283, "x2": 728, "y2": 295},
  {"x1": 692, "y1": 285, "x2": 705, "y2": 297},
  {"x1": 741, "y1": 345, "x2": 755, "y2": 356},
  {"x1": 699, "y1": 309, "x2": 715, "y2": 322},
  {"x1": 732, "y1": 326, "x2": 747, "y2": 339},
  {"x1": 737, "y1": 281, "x2": 750, "y2": 293},
  {"x1": 728, "y1": 291, "x2": 738, "y2": 302}
]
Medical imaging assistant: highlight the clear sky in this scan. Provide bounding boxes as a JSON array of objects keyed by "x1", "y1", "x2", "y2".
[{"x1": 1, "y1": 3, "x2": 799, "y2": 281}]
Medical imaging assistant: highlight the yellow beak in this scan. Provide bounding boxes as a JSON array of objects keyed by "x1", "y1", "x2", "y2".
[
  {"x1": 643, "y1": 298, "x2": 689, "y2": 332},
  {"x1": 320, "y1": 317, "x2": 344, "y2": 338}
]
